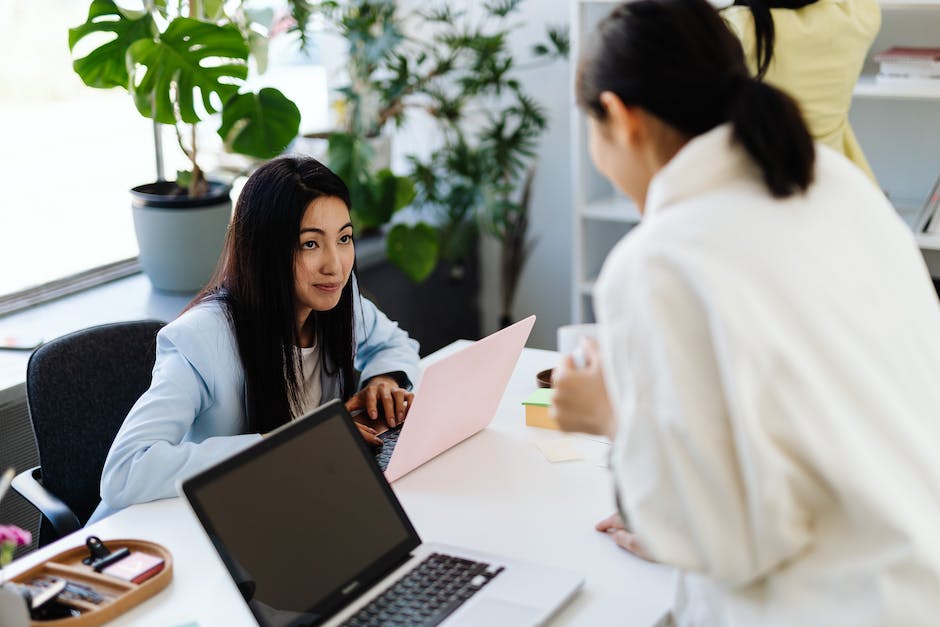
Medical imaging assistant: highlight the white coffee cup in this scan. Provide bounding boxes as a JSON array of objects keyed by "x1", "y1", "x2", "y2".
[{"x1": 556, "y1": 323, "x2": 598, "y2": 368}]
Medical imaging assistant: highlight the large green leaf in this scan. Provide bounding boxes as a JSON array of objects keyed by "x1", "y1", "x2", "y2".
[
  {"x1": 218, "y1": 88, "x2": 301, "y2": 159},
  {"x1": 127, "y1": 17, "x2": 249, "y2": 125},
  {"x1": 356, "y1": 169, "x2": 415, "y2": 228},
  {"x1": 325, "y1": 133, "x2": 415, "y2": 229},
  {"x1": 390, "y1": 171, "x2": 417, "y2": 212},
  {"x1": 68, "y1": 0, "x2": 154, "y2": 90},
  {"x1": 386, "y1": 223, "x2": 439, "y2": 282},
  {"x1": 326, "y1": 133, "x2": 376, "y2": 228},
  {"x1": 327, "y1": 132, "x2": 373, "y2": 185}
]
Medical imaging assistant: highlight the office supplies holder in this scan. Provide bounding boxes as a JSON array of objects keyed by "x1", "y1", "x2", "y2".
[{"x1": 9, "y1": 538, "x2": 172, "y2": 625}]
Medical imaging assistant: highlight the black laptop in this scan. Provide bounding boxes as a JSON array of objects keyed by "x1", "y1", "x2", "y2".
[{"x1": 180, "y1": 399, "x2": 582, "y2": 627}]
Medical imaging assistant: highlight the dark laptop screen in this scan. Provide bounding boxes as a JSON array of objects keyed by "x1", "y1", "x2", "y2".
[{"x1": 182, "y1": 401, "x2": 419, "y2": 626}]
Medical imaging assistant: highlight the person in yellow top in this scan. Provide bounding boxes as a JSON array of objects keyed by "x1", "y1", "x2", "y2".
[{"x1": 722, "y1": 0, "x2": 881, "y2": 181}]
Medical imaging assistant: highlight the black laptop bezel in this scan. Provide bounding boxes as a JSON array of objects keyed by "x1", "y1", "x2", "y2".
[{"x1": 180, "y1": 399, "x2": 423, "y2": 624}]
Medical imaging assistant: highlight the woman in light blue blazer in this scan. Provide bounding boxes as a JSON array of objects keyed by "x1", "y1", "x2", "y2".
[{"x1": 93, "y1": 157, "x2": 421, "y2": 520}]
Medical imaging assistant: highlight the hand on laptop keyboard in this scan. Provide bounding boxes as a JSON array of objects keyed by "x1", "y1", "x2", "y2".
[
  {"x1": 347, "y1": 375, "x2": 414, "y2": 428},
  {"x1": 354, "y1": 422, "x2": 382, "y2": 446}
]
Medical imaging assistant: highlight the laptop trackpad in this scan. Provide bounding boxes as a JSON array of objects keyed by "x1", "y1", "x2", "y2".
[{"x1": 447, "y1": 598, "x2": 541, "y2": 627}]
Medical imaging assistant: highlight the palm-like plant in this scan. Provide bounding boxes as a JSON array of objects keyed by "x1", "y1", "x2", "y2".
[
  {"x1": 296, "y1": 0, "x2": 567, "y2": 300},
  {"x1": 330, "y1": 0, "x2": 568, "y2": 291},
  {"x1": 402, "y1": 0, "x2": 568, "y2": 323},
  {"x1": 302, "y1": 1, "x2": 419, "y2": 245}
]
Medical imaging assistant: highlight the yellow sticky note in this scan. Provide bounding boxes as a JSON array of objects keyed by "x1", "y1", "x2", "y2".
[
  {"x1": 535, "y1": 438, "x2": 584, "y2": 463},
  {"x1": 523, "y1": 388, "x2": 558, "y2": 430}
]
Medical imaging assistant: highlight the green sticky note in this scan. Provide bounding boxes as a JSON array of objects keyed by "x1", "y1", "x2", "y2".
[{"x1": 522, "y1": 388, "x2": 553, "y2": 407}]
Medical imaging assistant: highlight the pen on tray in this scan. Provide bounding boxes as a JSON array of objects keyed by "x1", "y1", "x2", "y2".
[{"x1": 91, "y1": 547, "x2": 131, "y2": 572}]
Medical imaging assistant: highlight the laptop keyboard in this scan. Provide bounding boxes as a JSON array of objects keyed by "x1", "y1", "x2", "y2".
[
  {"x1": 374, "y1": 425, "x2": 403, "y2": 471},
  {"x1": 341, "y1": 553, "x2": 504, "y2": 626}
]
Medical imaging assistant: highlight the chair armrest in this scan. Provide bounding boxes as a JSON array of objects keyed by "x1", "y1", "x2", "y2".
[{"x1": 11, "y1": 467, "x2": 81, "y2": 538}]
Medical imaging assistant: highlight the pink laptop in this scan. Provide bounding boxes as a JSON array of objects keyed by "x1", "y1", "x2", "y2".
[{"x1": 369, "y1": 315, "x2": 535, "y2": 482}]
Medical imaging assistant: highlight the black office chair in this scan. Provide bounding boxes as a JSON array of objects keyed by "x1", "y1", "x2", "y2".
[{"x1": 11, "y1": 320, "x2": 165, "y2": 546}]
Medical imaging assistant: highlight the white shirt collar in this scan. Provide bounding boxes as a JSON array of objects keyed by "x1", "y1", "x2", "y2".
[{"x1": 644, "y1": 123, "x2": 757, "y2": 218}]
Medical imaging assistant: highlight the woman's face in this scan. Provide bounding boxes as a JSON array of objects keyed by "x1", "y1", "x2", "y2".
[
  {"x1": 588, "y1": 114, "x2": 648, "y2": 209},
  {"x1": 293, "y1": 195, "x2": 355, "y2": 319}
]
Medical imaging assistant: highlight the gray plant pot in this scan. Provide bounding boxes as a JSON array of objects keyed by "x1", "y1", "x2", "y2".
[
  {"x1": 0, "y1": 585, "x2": 29, "y2": 626},
  {"x1": 131, "y1": 181, "x2": 232, "y2": 293}
]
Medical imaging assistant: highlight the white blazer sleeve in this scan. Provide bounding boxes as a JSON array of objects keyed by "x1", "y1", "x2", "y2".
[
  {"x1": 597, "y1": 248, "x2": 813, "y2": 587},
  {"x1": 99, "y1": 313, "x2": 262, "y2": 509}
]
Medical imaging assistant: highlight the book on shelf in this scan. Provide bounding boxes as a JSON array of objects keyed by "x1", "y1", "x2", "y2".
[
  {"x1": 879, "y1": 60, "x2": 940, "y2": 78},
  {"x1": 874, "y1": 47, "x2": 940, "y2": 84},
  {"x1": 874, "y1": 47, "x2": 940, "y2": 65},
  {"x1": 916, "y1": 172, "x2": 940, "y2": 235}
]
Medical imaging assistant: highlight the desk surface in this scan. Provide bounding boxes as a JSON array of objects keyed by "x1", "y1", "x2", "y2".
[{"x1": 7, "y1": 344, "x2": 676, "y2": 626}]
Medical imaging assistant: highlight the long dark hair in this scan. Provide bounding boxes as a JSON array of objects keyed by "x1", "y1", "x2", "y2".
[
  {"x1": 190, "y1": 156, "x2": 358, "y2": 433},
  {"x1": 576, "y1": 0, "x2": 814, "y2": 198},
  {"x1": 731, "y1": 0, "x2": 819, "y2": 78}
]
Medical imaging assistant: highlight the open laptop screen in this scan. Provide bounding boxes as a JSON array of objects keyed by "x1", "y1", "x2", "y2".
[{"x1": 182, "y1": 400, "x2": 420, "y2": 626}]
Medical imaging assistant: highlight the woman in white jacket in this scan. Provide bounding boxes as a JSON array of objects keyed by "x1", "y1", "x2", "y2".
[
  {"x1": 94, "y1": 157, "x2": 420, "y2": 520},
  {"x1": 551, "y1": 0, "x2": 940, "y2": 624}
]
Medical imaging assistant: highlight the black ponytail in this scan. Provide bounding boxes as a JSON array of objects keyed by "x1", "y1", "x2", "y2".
[
  {"x1": 731, "y1": 0, "x2": 819, "y2": 78},
  {"x1": 727, "y1": 78, "x2": 814, "y2": 197},
  {"x1": 576, "y1": 0, "x2": 814, "y2": 198}
]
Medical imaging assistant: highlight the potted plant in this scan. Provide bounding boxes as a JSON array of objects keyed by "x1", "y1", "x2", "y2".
[
  {"x1": 307, "y1": 0, "x2": 566, "y2": 299},
  {"x1": 68, "y1": 0, "x2": 306, "y2": 291},
  {"x1": 400, "y1": 1, "x2": 568, "y2": 326},
  {"x1": 302, "y1": 1, "x2": 564, "y2": 351}
]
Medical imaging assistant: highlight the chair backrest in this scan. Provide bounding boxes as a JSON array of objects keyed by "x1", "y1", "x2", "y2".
[{"x1": 25, "y1": 320, "x2": 165, "y2": 528}]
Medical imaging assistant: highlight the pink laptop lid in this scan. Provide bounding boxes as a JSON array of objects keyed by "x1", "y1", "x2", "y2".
[{"x1": 383, "y1": 315, "x2": 535, "y2": 482}]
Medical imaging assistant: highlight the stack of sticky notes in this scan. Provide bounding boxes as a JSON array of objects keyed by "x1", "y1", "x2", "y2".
[{"x1": 522, "y1": 388, "x2": 558, "y2": 430}]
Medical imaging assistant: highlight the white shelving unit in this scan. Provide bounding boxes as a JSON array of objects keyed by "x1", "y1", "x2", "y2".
[
  {"x1": 571, "y1": 0, "x2": 940, "y2": 323},
  {"x1": 851, "y1": 0, "x2": 940, "y2": 263},
  {"x1": 853, "y1": 75, "x2": 940, "y2": 100},
  {"x1": 570, "y1": 0, "x2": 640, "y2": 323}
]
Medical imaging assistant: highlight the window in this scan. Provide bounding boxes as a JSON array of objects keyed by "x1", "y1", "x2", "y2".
[
  {"x1": 0, "y1": 1, "x2": 164, "y2": 298},
  {"x1": 0, "y1": 0, "x2": 328, "y2": 303}
]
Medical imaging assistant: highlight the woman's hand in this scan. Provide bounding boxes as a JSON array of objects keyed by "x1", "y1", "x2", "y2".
[
  {"x1": 550, "y1": 339, "x2": 617, "y2": 439},
  {"x1": 264, "y1": 419, "x2": 382, "y2": 446},
  {"x1": 346, "y1": 375, "x2": 414, "y2": 429},
  {"x1": 596, "y1": 512, "x2": 653, "y2": 561},
  {"x1": 355, "y1": 422, "x2": 382, "y2": 446}
]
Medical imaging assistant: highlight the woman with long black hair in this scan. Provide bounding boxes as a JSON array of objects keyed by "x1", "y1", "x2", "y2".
[
  {"x1": 95, "y1": 156, "x2": 420, "y2": 516},
  {"x1": 552, "y1": 0, "x2": 940, "y2": 623},
  {"x1": 722, "y1": 0, "x2": 881, "y2": 180}
]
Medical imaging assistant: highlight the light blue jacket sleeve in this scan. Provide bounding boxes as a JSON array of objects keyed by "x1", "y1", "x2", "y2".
[
  {"x1": 98, "y1": 306, "x2": 262, "y2": 512},
  {"x1": 354, "y1": 295, "x2": 421, "y2": 389}
]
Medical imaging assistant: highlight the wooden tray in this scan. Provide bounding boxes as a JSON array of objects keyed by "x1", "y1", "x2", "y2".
[{"x1": 9, "y1": 539, "x2": 172, "y2": 626}]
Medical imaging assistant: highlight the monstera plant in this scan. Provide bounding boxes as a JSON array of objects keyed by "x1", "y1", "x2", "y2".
[
  {"x1": 68, "y1": 0, "x2": 306, "y2": 291},
  {"x1": 69, "y1": 0, "x2": 304, "y2": 194}
]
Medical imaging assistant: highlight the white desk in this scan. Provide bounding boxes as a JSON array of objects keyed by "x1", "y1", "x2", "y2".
[{"x1": 7, "y1": 345, "x2": 677, "y2": 626}]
